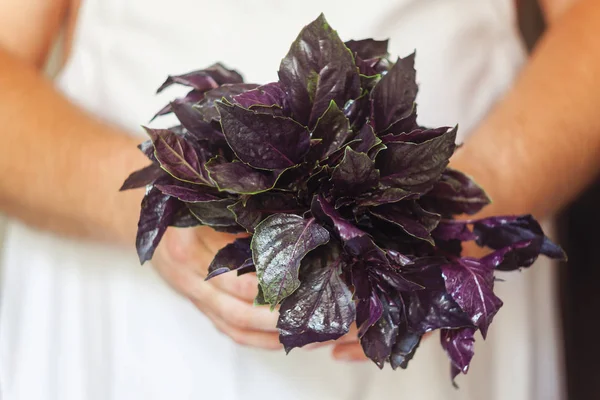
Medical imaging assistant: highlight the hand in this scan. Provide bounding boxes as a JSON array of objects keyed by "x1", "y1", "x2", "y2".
[
  {"x1": 302, "y1": 325, "x2": 368, "y2": 362},
  {"x1": 330, "y1": 325, "x2": 368, "y2": 362},
  {"x1": 151, "y1": 226, "x2": 282, "y2": 350},
  {"x1": 329, "y1": 328, "x2": 434, "y2": 362}
]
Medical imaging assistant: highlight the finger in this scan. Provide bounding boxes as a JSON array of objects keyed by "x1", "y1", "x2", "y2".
[
  {"x1": 202, "y1": 308, "x2": 283, "y2": 350},
  {"x1": 302, "y1": 324, "x2": 359, "y2": 350},
  {"x1": 331, "y1": 342, "x2": 369, "y2": 362},
  {"x1": 191, "y1": 283, "x2": 279, "y2": 332},
  {"x1": 194, "y1": 226, "x2": 248, "y2": 254},
  {"x1": 335, "y1": 324, "x2": 359, "y2": 344},
  {"x1": 206, "y1": 272, "x2": 260, "y2": 303}
]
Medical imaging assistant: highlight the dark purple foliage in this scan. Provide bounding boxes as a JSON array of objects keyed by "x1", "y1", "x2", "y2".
[
  {"x1": 122, "y1": 14, "x2": 566, "y2": 382},
  {"x1": 207, "y1": 237, "x2": 252, "y2": 279},
  {"x1": 277, "y1": 243, "x2": 355, "y2": 351}
]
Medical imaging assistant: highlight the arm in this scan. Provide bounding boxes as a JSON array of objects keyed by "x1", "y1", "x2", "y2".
[
  {"x1": 0, "y1": 0, "x2": 148, "y2": 244},
  {"x1": 0, "y1": 0, "x2": 282, "y2": 348},
  {"x1": 450, "y1": 0, "x2": 600, "y2": 220}
]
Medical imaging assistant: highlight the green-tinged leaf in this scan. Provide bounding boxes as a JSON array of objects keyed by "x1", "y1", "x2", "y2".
[
  {"x1": 217, "y1": 102, "x2": 310, "y2": 170},
  {"x1": 228, "y1": 192, "x2": 302, "y2": 233},
  {"x1": 145, "y1": 127, "x2": 211, "y2": 184},
  {"x1": 277, "y1": 243, "x2": 355, "y2": 352},
  {"x1": 345, "y1": 39, "x2": 389, "y2": 60},
  {"x1": 371, "y1": 53, "x2": 417, "y2": 133},
  {"x1": 278, "y1": 14, "x2": 361, "y2": 127},
  {"x1": 254, "y1": 285, "x2": 269, "y2": 306},
  {"x1": 377, "y1": 127, "x2": 457, "y2": 194},
  {"x1": 370, "y1": 201, "x2": 441, "y2": 244},
  {"x1": 187, "y1": 198, "x2": 237, "y2": 227},
  {"x1": 252, "y1": 214, "x2": 330, "y2": 307},
  {"x1": 310, "y1": 101, "x2": 352, "y2": 159},
  {"x1": 206, "y1": 156, "x2": 282, "y2": 194},
  {"x1": 331, "y1": 148, "x2": 379, "y2": 195}
]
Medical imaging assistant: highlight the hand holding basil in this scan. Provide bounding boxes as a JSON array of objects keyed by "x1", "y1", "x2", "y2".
[{"x1": 121, "y1": 14, "x2": 566, "y2": 384}]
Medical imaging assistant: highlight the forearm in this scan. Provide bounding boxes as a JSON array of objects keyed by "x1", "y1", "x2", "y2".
[
  {"x1": 0, "y1": 47, "x2": 148, "y2": 244},
  {"x1": 451, "y1": 0, "x2": 600, "y2": 220}
]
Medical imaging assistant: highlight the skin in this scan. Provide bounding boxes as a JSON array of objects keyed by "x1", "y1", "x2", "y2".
[{"x1": 0, "y1": 0, "x2": 597, "y2": 362}]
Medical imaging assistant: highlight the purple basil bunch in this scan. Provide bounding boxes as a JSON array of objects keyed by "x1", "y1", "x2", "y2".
[{"x1": 122, "y1": 14, "x2": 566, "y2": 382}]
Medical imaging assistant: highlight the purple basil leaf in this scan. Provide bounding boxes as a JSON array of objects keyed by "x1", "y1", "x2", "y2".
[
  {"x1": 432, "y1": 221, "x2": 477, "y2": 242},
  {"x1": 345, "y1": 235, "x2": 389, "y2": 267},
  {"x1": 206, "y1": 237, "x2": 252, "y2": 280},
  {"x1": 356, "y1": 291, "x2": 384, "y2": 337},
  {"x1": 310, "y1": 101, "x2": 352, "y2": 159},
  {"x1": 390, "y1": 324, "x2": 422, "y2": 369},
  {"x1": 473, "y1": 215, "x2": 566, "y2": 262},
  {"x1": 402, "y1": 258, "x2": 448, "y2": 291},
  {"x1": 217, "y1": 102, "x2": 310, "y2": 170},
  {"x1": 390, "y1": 329, "x2": 422, "y2": 370},
  {"x1": 205, "y1": 156, "x2": 281, "y2": 194},
  {"x1": 136, "y1": 187, "x2": 180, "y2": 264},
  {"x1": 480, "y1": 240, "x2": 541, "y2": 271},
  {"x1": 331, "y1": 148, "x2": 380, "y2": 195},
  {"x1": 407, "y1": 290, "x2": 474, "y2": 334},
  {"x1": 170, "y1": 102, "x2": 225, "y2": 143},
  {"x1": 356, "y1": 187, "x2": 414, "y2": 207},
  {"x1": 343, "y1": 91, "x2": 370, "y2": 129},
  {"x1": 384, "y1": 109, "x2": 419, "y2": 135},
  {"x1": 441, "y1": 327, "x2": 476, "y2": 381},
  {"x1": 441, "y1": 258, "x2": 503, "y2": 338},
  {"x1": 138, "y1": 139, "x2": 157, "y2": 162},
  {"x1": 236, "y1": 258, "x2": 255, "y2": 276},
  {"x1": 152, "y1": 90, "x2": 206, "y2": 120},
  {"x1": 361, "y1": 293, "x2": 403, "y2": 368},
  {"x1": 386, "y1": 249, "x2": 412, "y2": 266},
  {"x1": 277, "y1": 243, "x2": 355, "y2": 351},
  {"x1": 382, "y1": 126, "x2": 449, "y2": 144},
  {"x1": 278, "y1": 13, "x2": 361, "y2": 127},
  {"x1": 252, "y1": 214, "x2": 330, "y2": 306},
  {"x1": 311, "y1": 195, "x2": 366, "y2": 241},
  {"x1": 156, "y1": 63, "x2": 243, "y2": 93},
  {"x1": 344, "y1": 38, "x2": 389, "y2": 59},
  {"x1": 321, "y1": 137, "x2": 363, "y2": 167},
  {"x1": 370, "y1": 201, "x2": 440, "y2": 244},
  {"x1": 254, "y1": 285, "x2": 268, "y2": 306},
  {"x1": 371, "y1": 53, "x2": 417, "y2": 133},
  {"x1": 120, "y1": 163, "x2": 166, "y2": 191},
  {"x1": 170, "y1": 206, "x2": 201, "y2": 228},
  {"x1": 368, "y1": 141, "x2": 388, "y2": 161},
  {"x1": 195, "y1": 83, "x2": 258, "y2": 122},
  {"x1": 356, "y1": 59, "x2": 383, "y2": 88},
  {"x1": 157, "y1": 73, "x2": 217, "y2": 94},
  {"x1": 228, "y1": 192, "x2": 302, "y2": 233},
  {"x1": 187, "y1": 198, "x2": 237, "y2": 227},
  {"x1": 195, "y1": 84, "x2": 260, "y2": 122},
  {"x1": 377, "y1": 126, "x2": 457, "y2": 194},
  {"x1": 300, "y1": 165, "x2": 328, "y2": 198},
  {"x1": 145, "y1": 127, "x2": 211, "y2": 184},
  {"x1": 422, "y1": 168, "x2": 491, "y2": 216},
  {"x1": 233, "y1": 82, "x2": 287, "y2": 110},
  {"x1": 370, "y1": 267, "x2": 424, "y2": 292},
  {"x1": 351, "y1": 123, "x2": 382, "y2": 154},
  {"x1": 154, "y1": 183, "x2": 220, "y2": 202},
  {"x1": 197, "y1": 63, "x2": 245, "y2": 85}
]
